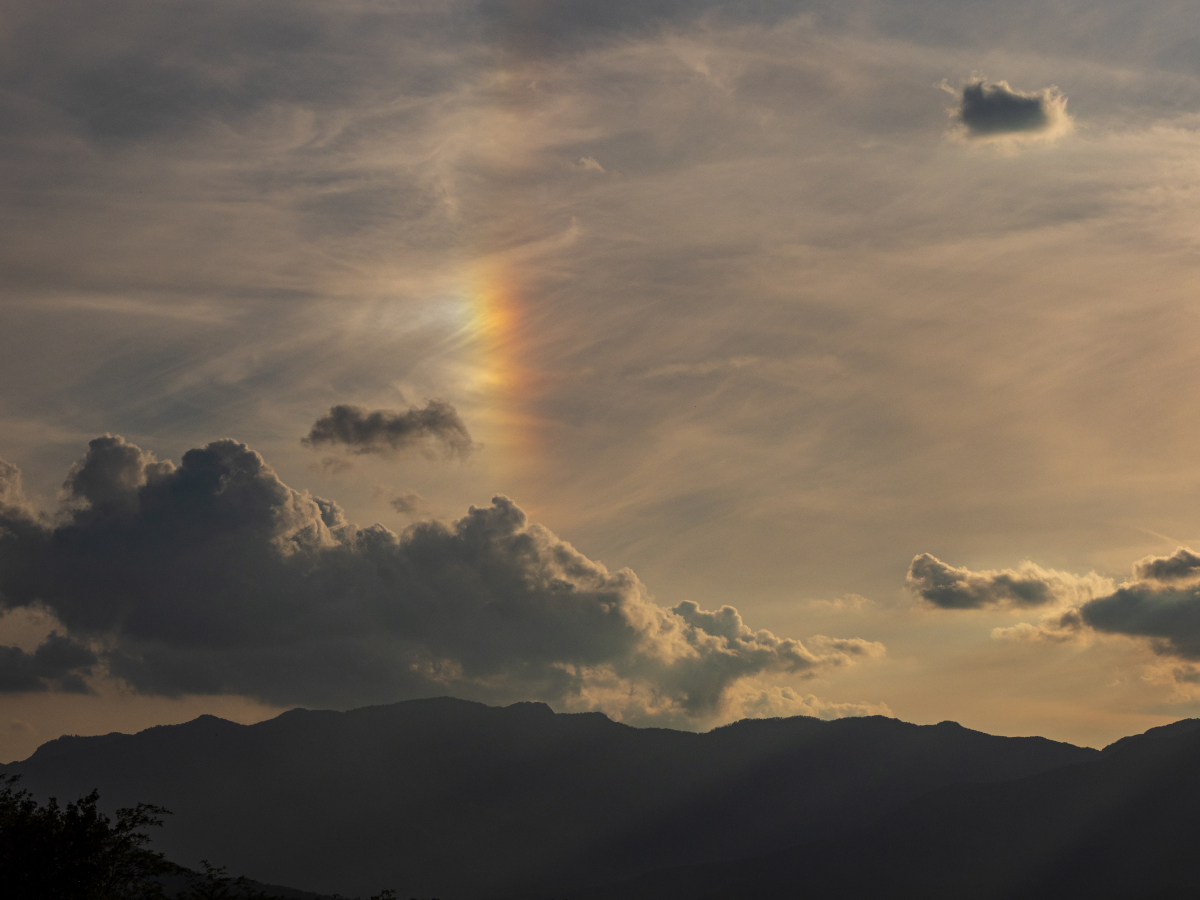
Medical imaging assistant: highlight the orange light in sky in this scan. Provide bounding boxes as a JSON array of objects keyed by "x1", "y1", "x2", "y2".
[{"x1": 467, "y1": 257, "x2": 540, "y2": 463}]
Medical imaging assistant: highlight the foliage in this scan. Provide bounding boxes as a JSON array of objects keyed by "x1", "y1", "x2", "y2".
[
  {"x1": 0, "y1": 774, "x2": 401, "y2": 900},
  {"x1": 0, "y1": 773, "x2": 173, "y2": 900},
  {"x1": 176, "y1": 860, "x2": 273, "y2": 900}
]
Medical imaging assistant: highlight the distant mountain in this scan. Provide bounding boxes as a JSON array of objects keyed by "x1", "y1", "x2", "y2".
[
  {"x1": 0, "y1": 698, "x2": 1096, "y2": 898},
  {"x1": 587, "y1": 720, "x2": 1200, "y2": 900}
]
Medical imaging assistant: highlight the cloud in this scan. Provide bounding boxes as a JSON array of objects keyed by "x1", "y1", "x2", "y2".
[
  {"x1": 0, "y1": 633, "x2": 97, "y2": 694},
  {"x1": 372, "y1": 485, "x2": 429, "y2": 518},
  {"x1": 951, "y1": 79, "x2": 1073, "y2": 143},
  {"x1": 906, "y1": 553, "x2": 1111, "y2": 610},
  {"x1": 729, "y1": 683, "x2": 893, "y2": 721},
  {"x1": 923, "y1": 547, "x2": 1200, "y2": 670},
  {"x1": 303, "y1": 402, "x2": 477, "y2": 458},
  {"x1": 1132, "y1": 548, "x2": 1200, "y2": 583},
  {"x1": 990, "y1": 609, "x2": 1086, "y2": 644},
  {"x1": 808, "y1": 594, "x2": 872, "y2": 612},
  {"x1": 0, "y1": 436, "x2": 882, "y2": 723},
  {"x1": 1072, "y1": 548, "x2": 1200, "y2": 663},
  {"x1": 0, "y1": 459, "x2": 32, "y2": 519},
  {"x1": 1080, "y1": 583, "x2": 1200, "y2": 661}
]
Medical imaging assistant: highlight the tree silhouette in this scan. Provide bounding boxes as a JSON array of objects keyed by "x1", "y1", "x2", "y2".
[
  {"x1": 0, "y1": 774, "x2": 402, "y2": 900},
  {"x1": 176, "y1": 860, "x2": 274, "y2": 900},
  {"x1": 0, "y1": 773, "x2": 173, "y2": 900}
]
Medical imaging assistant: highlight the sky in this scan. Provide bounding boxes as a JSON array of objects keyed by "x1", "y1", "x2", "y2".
[{"x1": 4, "y1": 0, "x2": 1200, "y2": 759}]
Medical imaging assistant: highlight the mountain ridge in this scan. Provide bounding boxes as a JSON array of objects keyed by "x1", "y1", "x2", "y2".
[
  {"x1": 0, "y1": 696, "x2": 1102, "y2": 897},
  {"x1": 601, "y1": 723, "x2": 1200, "y2": 900}
]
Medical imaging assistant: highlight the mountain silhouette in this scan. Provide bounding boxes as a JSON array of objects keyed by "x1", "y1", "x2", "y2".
[
  {"x1": 0, "y1": 697, "x2": 1097, "y2": 898},
  {"x1": 581, "y1": 719, "x2": 1200, "y2": 900}
]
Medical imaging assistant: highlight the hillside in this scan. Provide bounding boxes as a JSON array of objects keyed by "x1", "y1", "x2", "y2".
[
  {"x1": 586, "y1": 720, "x2": 1200, "y2": 900},
  {"x1": 0, "y1": 698, "x2": 1096, "y2": 898}
]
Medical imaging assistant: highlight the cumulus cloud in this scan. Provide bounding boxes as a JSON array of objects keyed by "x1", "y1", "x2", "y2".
[
  {"x1": 1132, "y1": 548, "x2": 1200, "y2": 583},
  {"x1": 949, "y1": 78, "x2": 1073, "y2": 143},
  {"x1": 1080, "y1": 582, "x2": 1200, "y2": 660},
  {"x1": 303, "y1": 402, "x2": 477, "y2": 458},
  {"x1": 906, "y1": 553, "x2": 1111, "y2": 610},
  {"x1": 0, "y1": 436, "x2": 881, "y2": 722},
  {"x1": 919, "y1": 547, "x2": 1200, "y2": 674}
]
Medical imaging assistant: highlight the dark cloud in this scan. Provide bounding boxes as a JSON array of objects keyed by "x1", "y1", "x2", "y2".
[
  {"x1": 0, "y1": 633, "x2": 97, "y2": 694},
  {"x1": 1082, "y1": 585, "x2": 1200, "y2": 660},
  {"x1": 927, "y1": 546, "x2": 1200, "y2": 664},
  {"x1": 1133, "y1": 548, "x2": 1200, "y2": 582},
  {"x1": 907, "y1": 553, "x2": 1060, "y2": 609},
  {"x1": 303, "y1": 402, "x2": 477, "y2": 458},
  {"x1": 955, "y1": 79, "x2": 1071, "y2": 140},
  {"x1": 0, "y1": 436, "x2": 879, "y2": 720}
]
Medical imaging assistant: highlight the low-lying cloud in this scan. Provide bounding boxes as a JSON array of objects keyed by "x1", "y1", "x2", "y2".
[
  {"x1": 906, "y1": 553, "x2": 1109, "y2": 609},
  {"x1": 913, "y1": 547, "x2": 1200, "y2": 670},
  {"x1": 303, "y1": 402, "x2": 477, "y2": 458},
  {"x1": 1081, "y1": 583, "x2": 1200, "y2": 660},
  {"x1": 0, "y1": 435, "x2": 883, "y2": 724},
  {"x1": 951, "y1": 78, "x2": 1072, "y2": 143}
]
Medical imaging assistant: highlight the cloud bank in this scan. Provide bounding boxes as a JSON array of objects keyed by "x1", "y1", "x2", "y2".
[
  {"x1": 911, "y1": 548, "x2": 1200, "y2": 669},
  {"x1": 952, "y1": 79, "x2": 1073, "y2": 143},
  {"x1": 906, "y1": 553, "x2": 1110, "y2": 610},
  {"x1": 0, "y1": 436, "x2": 882, "y2": 724},
  {"x1": 303, "y1": 402, "x2": 476, "y2": 458}
]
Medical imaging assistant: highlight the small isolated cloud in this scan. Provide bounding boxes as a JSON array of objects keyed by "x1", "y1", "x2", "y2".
[
  {"x1": 0, "y1": 436, "x2": 883, "y2": 725},
  {"x1": 906, "y1": 553, "x2": 1111, "y2": 610},
  {"x1": 947, "y1": 78, "x2": 1072, "y2": 144},
  {"x1": 304, "y1": 401, "x2": 477, "y2": 458},
  {"x1": 575, "y1": 156, "x2": 605, "y2": 173},
  {"x1": 808, "y1": 594, "x2": 872, "y2": 612},
  {"x1": 807, "y1": 634, "x2": 887, "y2": 659},
  {"x1": 372, "y1": 485, "x2": 429, "y2": 518}
]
